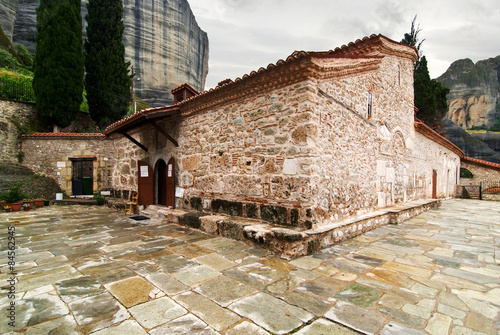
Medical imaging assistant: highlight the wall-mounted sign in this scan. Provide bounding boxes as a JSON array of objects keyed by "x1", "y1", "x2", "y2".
[
  {"x1": 175, "y1": 187, "x2": 184, "y2": 197},
  {"x1": 140, "y1": 165, "x2": 149, "y2": 177}
]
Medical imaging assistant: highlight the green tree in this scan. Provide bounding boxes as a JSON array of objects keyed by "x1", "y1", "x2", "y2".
[
  {"x1": 401, "y1": 16, "x2": 449, "y2": 127},
  {"x1": 33, "y1": 0, "x2": 84, "y2": 131},
  {"x1": 84, "y1": 0, "x2": 132, "y2": 130}
]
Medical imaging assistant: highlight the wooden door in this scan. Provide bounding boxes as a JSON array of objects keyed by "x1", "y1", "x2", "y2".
[
  {"x1": 138, "y1": 160, "x2": 154, "y2": 205},
  {"x1": 166, "y1": 157, "x2": 175, "y2": 208},
  {"x1": 432, "y1": 170, "x2": 437, "y2": 199}
]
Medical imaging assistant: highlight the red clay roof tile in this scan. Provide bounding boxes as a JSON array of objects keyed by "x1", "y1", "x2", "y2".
[
  {"x1": 22, "y1": 132, "x2": 104, "y2": 138},
  {"x1": 462, "y1": 156, "x2": 500, "y2": 170}
]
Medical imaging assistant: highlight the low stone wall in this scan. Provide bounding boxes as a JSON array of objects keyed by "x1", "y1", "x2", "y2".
[
  {"x1": 0, "y1": 99, "x2": 37, "y2": 164},
  {"x1": 149, "y1": 199, "x2": 440, "y2": 259},
  {"x1": 21, "y1": 135, "x2": 116, "y2": 195}
]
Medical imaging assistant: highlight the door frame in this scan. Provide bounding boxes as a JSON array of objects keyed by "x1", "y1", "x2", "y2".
[
  {"x1": 70, "y1": 157, "x2": 95, "y2": 196},
  {"x1": 155, "y1": 159, "x2": 167, "y2": 205},
  {"x1": 166, "y1": 157, "x2": 175, "y2": 208}
]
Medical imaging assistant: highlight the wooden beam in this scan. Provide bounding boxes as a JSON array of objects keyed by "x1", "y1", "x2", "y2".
[
  {"x1": 150, "y1": 122, "x2": 179, "y2": 147},
  {"x1": 120, "y1": 131, "x2": 148, "y2": 152}
]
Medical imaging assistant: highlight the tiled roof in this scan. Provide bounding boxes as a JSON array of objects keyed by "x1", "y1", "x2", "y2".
[
  {"x1": 414, "y1": 119, "x2": 464, "y2": 158},
  {"x1": 104, "y1": 105, "x2": 180, "y2": 134},
  {"x1": 22, "y1": 132, "x2": 105, "y2": 138},
  {"x1": 171, "y1": 83, "x2": 198, "y2": 94},
  {"x1": 104, "y1": 34, "x2": 417, "y2": 134},
  {"x1": 462, "y1": 156, "x2": 500, "y2": 170}
]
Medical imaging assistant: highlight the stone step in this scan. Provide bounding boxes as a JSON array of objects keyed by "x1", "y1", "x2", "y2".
[
  {"x1": 139, "y1": 204, "x2": 170, "y2": 219},
  {"x1": 146, "y1": 199, "x2": 440, "y2": 259},
  {"x1": 53, "y1": 199, "x2": 98, "y2": 206}
]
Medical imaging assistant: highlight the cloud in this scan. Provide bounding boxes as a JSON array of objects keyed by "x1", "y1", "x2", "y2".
[{"x1": 189, "y1": 0, "x2": 500, "y2": 88}]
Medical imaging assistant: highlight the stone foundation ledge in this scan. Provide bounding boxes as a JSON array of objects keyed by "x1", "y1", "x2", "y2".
[{"x1": 144, "y1": 199, "x2": 440, "y2": 260}]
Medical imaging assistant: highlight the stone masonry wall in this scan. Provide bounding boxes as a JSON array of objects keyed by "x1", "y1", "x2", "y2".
[
  {"x1": 112, "y1": 55, "x2": 461, "y2": 228},
  {"x1": 312, "y1": 55, "x2": 416, "y2": 225},
  {"x1": 21, "y1": 137, "x2": 115, "y2": 195},
  {"x1": 413, "y1": 132, "x2": 461, "y2": 198},
  {"x1": 107, "y1": 125, "x2": 180, "y2": 196},
  {"x1": 177, "y1": 81, "x2": 323, "y2": 227},
  {"x1": 112, "y1": 82, "x2": 320, "y2": 227},
  {"x1": 460, "y1": 161, "x2": 500, "y2": 185},
  {"x1": 0, "y1": 100, "x2": 37, "y2": 164}
]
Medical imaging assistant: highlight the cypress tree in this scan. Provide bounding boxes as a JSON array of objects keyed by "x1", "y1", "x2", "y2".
[
  {"x1": 401, "y1": 16, "x2": 449, "y2": 127},
  {"x1": 85, "y1": 0, "x2": 131, "y2": 130},
  {"x1": 33, "y1": 0, "x2": 84, "y2": 131}
]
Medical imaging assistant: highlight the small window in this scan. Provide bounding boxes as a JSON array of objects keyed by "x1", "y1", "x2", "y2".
[
  {"x1": 397, "y1": 65, "x2": 401, "y2": 86},
  {"x1": 367, "y1": 92, "x2": 372, "y2": 118}
]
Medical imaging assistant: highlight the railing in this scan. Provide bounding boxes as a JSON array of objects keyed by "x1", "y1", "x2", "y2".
[{"x1": 0, "y1": 76, "x2": 35, "y2": 103}]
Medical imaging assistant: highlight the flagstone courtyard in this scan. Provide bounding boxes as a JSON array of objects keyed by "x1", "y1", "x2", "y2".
[{"x1": 0, "y1": 199, "x2": 499, "y2": 334}]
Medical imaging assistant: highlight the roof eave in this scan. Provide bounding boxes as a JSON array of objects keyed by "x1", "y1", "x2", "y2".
[
  {"x1": 104, "y1": 105, "x2": 180, "y2": 135},
  {"x1": 414, "y1": 121, "x2": 464, "y2": 158}
]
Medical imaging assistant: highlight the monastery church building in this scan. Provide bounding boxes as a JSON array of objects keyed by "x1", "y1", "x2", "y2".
[{"x1": 21, "y1": 34, "x2": 463, "y2": 230}]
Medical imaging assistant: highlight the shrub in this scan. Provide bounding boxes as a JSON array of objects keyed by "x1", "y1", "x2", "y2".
[
  {"x1": 0, "y1": 72, "x2": 35, "y2": 102},
  {"x1": 93, "y1": 192, "x2": 105, "y2": 205},
  {"x1": 0, "y1": 49, "x2": 21, "y2": 70},
  {"x1": 14, "y1": 44, "x2": 33, "y2": 69},
  {"x1": 0, "y1": 183, "x2": 27, "y2": 203},
  {"x1": 460, "y1": 168, "x2": 474, "y2": 179}
]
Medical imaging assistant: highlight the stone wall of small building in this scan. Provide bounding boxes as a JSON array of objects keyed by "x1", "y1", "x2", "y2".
[
  {"x1": 0, "y1": 100, "x2": 37, "y2": 164},
  {"x1": 312, "y1": 55, "x2": 416, "y2": 225},
  {"x1": 412, "y1": 131, "x2": 461, "y2": 198},
  {"x1": 111, "y1": 53, "x2": 462, "y2": 228},
  {"x1": 460, "y1": 161, "x2": 500, "y2": 185},
  {"x1": 176, "y1": 81, "x2": 319, "y2": 226},
  {"x1": 21, "y1": 136, "x2": 115, "y2": 195},
  {"x1": 110, "y1": 81, "x2": 321, "y2": 227}
]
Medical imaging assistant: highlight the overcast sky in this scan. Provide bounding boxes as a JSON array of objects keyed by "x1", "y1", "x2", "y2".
[{"x1": 188, "y1": 0, "x2": 500, "y2": 89}]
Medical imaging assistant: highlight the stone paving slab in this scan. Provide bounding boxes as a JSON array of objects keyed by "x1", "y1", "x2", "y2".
[
  {"x1": 105, "y1": 276, "x2": 157, "y2": 307},
  {"x1": 229, "y1": 292, "x2": 313, "y2": 334},
  {"x1": 174, "y1": 291, "x2": 241, "y2": 331},
  {"x1": 0, "y1": 200, "x2": 499, "y2": 334},
  {"x1": 128, "y1": 296, "x2": 187, "y2": 329},
  {"x1": 68, "y1": 292, "x2": 130, "y2": 333}
]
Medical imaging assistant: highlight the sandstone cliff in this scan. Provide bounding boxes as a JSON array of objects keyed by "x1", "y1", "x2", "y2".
[
  {"x1": 436, "y1": 57, "x2": 500, "y2": 129},
  {"x1": 0, "y1": 0, "x2": 19, "y2": 42},
  {"x1": 1, "y1": 0, "x2": 208, "y2": 107}
]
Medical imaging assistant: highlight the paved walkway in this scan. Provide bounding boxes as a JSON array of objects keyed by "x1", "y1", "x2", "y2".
[{"x1": 0, "y1": 199, "x2": 498, "y2": 334}]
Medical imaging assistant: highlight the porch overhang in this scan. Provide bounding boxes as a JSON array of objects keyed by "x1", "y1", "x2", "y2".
[{"x1": 103, "y1": 105, "x2": 181, "y2": 150}]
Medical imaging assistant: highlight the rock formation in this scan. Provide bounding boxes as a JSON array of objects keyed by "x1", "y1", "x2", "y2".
[
  {"x1": 0, "y1": 0, "x2": 20, "y2": 42},
  {"x1": 1, "y1": 0, "x2": 209, "y2": 107},
  {"x1": 436, "y1": 57, "x2": 500, "y2": 129},
  {"x1": 441, "y1": 118, "x2": 500, "y2": 164},
  {"x1": 122, "y1": 0, "x2": 208, "y2": 106},
  {"x1": 470, "y1": 132, "x2": 500, "y2": 155}
]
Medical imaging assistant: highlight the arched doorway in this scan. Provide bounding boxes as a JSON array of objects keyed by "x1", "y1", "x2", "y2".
[
  {"x1": 155, "y1": 159, "x2": 167, "y2": 205},
  {"x1": 154, "y1": 157, "x2": 176, "y2": 207}
]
